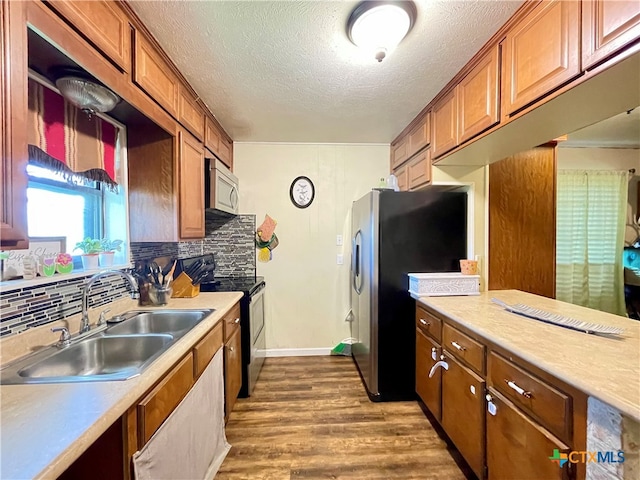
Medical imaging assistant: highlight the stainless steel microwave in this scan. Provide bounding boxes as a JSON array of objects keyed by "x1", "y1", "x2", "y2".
[{"x1": 205, "y1": 158, "x2": 239, "y2": 215}]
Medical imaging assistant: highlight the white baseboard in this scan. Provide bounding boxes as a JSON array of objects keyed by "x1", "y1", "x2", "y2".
[{"x1": 264, "y1": 347, "x2": 333, "y2": 357}]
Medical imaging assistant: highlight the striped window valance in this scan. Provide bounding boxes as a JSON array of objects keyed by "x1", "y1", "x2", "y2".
[{"x1": 27, "y1": 78, "x2": 119, "y2": 190}]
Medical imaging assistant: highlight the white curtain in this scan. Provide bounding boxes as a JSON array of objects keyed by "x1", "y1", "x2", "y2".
[{"x1": 556, "y1": 170, "x2": 627, "y2": 316}]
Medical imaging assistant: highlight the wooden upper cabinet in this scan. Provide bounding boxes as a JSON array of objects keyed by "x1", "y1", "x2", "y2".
[
  {"x1": 47, "y1": 1, "x2": 131, "y2": 72},
  {"x1": 133, "y1": 30, "x2": 179, "y2": 117},
  {"x1": 408, "y1": 113, "x2": 430, "y2": 157},
  {"x1": 391, "y1": 138, "x2": 409, "y2": 170},
  {"x1": 178, "y1": 130, "x2": 205, "y2": 239},
  {"x1": 458, "y1": 46, "x2": 500, "y2": 144},
  {"x1": 1, "y1": 1, "x2": 28, "y2": 249},
  {"x1": 407, "y1": 148, "x2": 431, "y2": 190},
  {"x1": 503, "y1": 0, "x2": 581, "y2": 116},
  {"x1": 218, "y1": 136, "x2": 233, "y2": 170},
  {"x1": 178, "y1": 86, "x2": 205, "y2": 141},
  {"x1": 431, "y1": 89, "x2": 458, "y2": 159},
  {"x1": 205, "y1": 115, "x2": 221, "y2": 154},
  {"x1": 583, "y1": 0, "x2": 640, "y2": 70},
  {"x1": 394, "y1": 163, "x2": 408, "y2": 192}
]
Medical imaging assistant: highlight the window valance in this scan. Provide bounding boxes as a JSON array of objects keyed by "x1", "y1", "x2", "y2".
[{"x1": 27, "y1": 78, "x2": 119, "y2": 190}]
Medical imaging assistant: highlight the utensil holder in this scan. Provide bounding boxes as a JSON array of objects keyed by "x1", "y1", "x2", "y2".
[
  {"x1": 149, "y1": 285, "x2": 173, "y2": 306},
  {"x1": 170, "y1": 272, "x2": 200, "y2": 298}
]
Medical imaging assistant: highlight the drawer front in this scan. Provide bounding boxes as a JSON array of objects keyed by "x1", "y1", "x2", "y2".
[
  {"x1": 391, "y1": 139, "x2": 409, "y2": 169},
  {"x1": 137, "y1": 352, "x2": 194, "y2": 445},
  {"x1": 487, "y1": 388, "x2": 569, "y2": 480},
  {"x1": 441, "y1": 354, "x2": 485, "y2": 478},
  {"x1": 178, "y1": 87, "x2": 205, "y2": 140},
  {"x1": 224, "y1": 302, "x2": 242, "y2": 341},
  {"x1": 415, "y1": 305, "x2": 442, "y2": 342},
  {"x1": 193, "y1": 321, "x2": 224, "y2": 379},
  {"x1": 488, "y1": 351, "x2": 571, "y2": 442},
  {"x1": 416, "y1": 328, "x2": 441, "y2": 420},
  {"x1": 442, "y1": 323, "x2": 485, "y2": 374}
]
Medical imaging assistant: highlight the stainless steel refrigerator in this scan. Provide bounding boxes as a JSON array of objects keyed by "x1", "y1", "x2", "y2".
[{"x1": 351, "y1": 189, "x2": 467, "y2": 401}]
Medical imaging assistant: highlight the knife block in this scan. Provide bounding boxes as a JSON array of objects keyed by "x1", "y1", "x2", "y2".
[{"x1": 171, "y1": 272, "x2": 200, "y2": 298}]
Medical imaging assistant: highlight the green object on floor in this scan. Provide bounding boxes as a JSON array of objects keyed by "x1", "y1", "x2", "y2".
[{"x1": 331, "y1": 338, "x2": 354, "y2": 356}]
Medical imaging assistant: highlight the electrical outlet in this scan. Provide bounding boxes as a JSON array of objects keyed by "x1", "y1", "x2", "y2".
[
  {"x1": 337, "y1": 254, "x2": 344, "y2": 265},
  {"x1": 336, "y1": 235, "x2": 343, "y2": 246}
]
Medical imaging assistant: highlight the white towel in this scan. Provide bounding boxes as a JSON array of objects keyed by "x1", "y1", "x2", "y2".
[{"x1": 133, "y1": 349, "x2": 231, "y2": 480}]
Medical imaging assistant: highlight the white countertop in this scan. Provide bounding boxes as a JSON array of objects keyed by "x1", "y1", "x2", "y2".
[
  {"x1": 0, "y1": 292, "x2": 243, "y2": 480},
  {"x1": 416, "y1": 290, "x2": 640, "y2": 421}
]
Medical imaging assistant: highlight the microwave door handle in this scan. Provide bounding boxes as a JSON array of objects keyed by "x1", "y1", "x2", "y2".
[{"x1": 230, "y1": 185, "x2": 238, "y2": 210}]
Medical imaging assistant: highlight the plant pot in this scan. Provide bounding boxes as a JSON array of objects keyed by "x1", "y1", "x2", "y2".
[
  {"x1": 81, "y1": 254, "x2": 100, "y2": 271},
  {"x1": 56, "y1": 263, "x2": 73, "y2": 274},
  {"x1": 99, "y1": 251, "x2": 115, "y2": 267}
]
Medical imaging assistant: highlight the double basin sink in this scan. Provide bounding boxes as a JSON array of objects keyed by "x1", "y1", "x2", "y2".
[{"x1": 0, "y1": 309, "x2": 214, "y2": 384}]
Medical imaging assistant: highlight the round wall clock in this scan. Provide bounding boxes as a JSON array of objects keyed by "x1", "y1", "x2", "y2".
[{"x1": 290, "y1": 176, "x2": 315, "y2": 209}]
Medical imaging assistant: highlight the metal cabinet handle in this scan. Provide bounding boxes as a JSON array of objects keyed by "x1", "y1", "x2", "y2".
[
  {"x1": 431, "y1": 347, "x2": 436, "y2": 354},
  {"x1": 428, "y1": 359, "x2": 449, "y2": 378},
  {"x1": 505, "y1": 379, "x2": 533, "y2": 399},
  {"x1": 451, "y1": 341, "x2": 466, "y2": 351},
  {"x1": 229, "y1": 346, "x2": 235, "y2": 353},
  {"x1": 419, "y1": 318, "x2": 430, "y2": 326},
  {"x1": 234, "y1": 318, "x2": 240, "y2": 324}
]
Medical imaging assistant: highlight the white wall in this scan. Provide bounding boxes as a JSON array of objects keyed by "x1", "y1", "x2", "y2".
[
  {"x1": 432, "y1": 165, "x2": 488, "y2": 290},
  {"x1": 557, "y1": 147, "x2": 640, "y2": 244},
  {"x1": 234, "y1": 143, "x2": 389, "y2": 351}
]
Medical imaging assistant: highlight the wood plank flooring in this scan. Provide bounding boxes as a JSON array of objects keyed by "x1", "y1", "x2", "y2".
[{"x1": 217, "y1": 356, "x2": 468, "y2": 479}]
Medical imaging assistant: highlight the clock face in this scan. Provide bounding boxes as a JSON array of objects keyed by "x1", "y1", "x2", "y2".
[{"x1": 290, "y1": 176, "x2": 315, "y2": 208}]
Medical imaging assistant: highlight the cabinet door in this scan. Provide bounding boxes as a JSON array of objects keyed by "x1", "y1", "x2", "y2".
[
  {"x1": 0, "y1": 1, "x2": 28, "y2": 248},
  {"x1": 441, "y1": 354, "x2": 485, "y2": 478},
  {"x1": 205, "y1": 115, "x2": 221, "y2": 154},
  {"x1": 407, "y1": 148, "x2": 431, "y2": 190},
  {"x1": 391, "y1": 138, "x2": 409, "y2": 169},
  {"x1": 416, "y1": 329, "x2": 441, "y2": 420},
  {"x1": 394, "y1": 163, "x2": 408, "y2": 192},
  {"x1": 46, "y1": 1, "x2": 131, "y2": 72},
  {"x1": 458, "y1": 46, "x2": 500, "y2": 144},
  {"x1": 503, "y1": 0, "x2": 580, "y2": 115},
  {"x1": 486, "y1": 388, "x2": 569, "y2": 480},
  {"x1": 178, "y1": 130, "x2": 205, "y2": 239},
  {"x1": 133, "y1": 30, "x2": 179, "y2": 117},
  {"x1": 583, "y1": 0, "x2": 640, "y2": 70},
  {"x1": 431, "y1": 89, "x2": 458, "y2": 159},
  {"x1": 225, "y1": 326, "x2": 242, "y2": 419},
  {"x1": 218, "y1": 136, "x2": 232, "y2": 170},
  {"x1": 408, "y1": 114, "x2": 430, "y2": 157},
  {"x1": 178, "y1": 86, "x2": 204, "y2": 141}
]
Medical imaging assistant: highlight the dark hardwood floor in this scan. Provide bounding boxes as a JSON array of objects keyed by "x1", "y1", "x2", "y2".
[{"x1": 217, "y1": 356, "x2": 468, "y2": 479}]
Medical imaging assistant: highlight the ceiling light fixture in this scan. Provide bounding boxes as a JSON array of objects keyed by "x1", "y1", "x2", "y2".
[
  {"x1": 54, "y1": 69, "x2": 120, "y2": 116},
  {"x1": 347, "y1": 1, "x2": 417, "y2": 62}
]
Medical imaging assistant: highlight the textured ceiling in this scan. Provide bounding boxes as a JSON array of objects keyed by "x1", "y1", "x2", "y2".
[{"x1": 129, "y1": 0, "x2": 524, "y2": 143}]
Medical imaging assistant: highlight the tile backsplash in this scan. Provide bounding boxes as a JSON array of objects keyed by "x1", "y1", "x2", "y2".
[{"x1": 0, "y1": 214, "x2": 256, "y2": 339}]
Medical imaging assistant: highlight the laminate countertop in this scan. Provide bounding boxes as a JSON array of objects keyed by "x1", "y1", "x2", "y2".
[
  {"x1": 415, "y1": 290, "x2": 640, "y2": 421},
  {"x1": 0, "y1": 292, "x2": 243, "y2": 480}
]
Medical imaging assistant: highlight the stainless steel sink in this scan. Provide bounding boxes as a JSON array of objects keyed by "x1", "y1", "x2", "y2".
[
  {"x1": 0, "y1": 308, "x2": 215, "y2": 384},
  {"x1": 105, "y1": 309, "x2": 212, "y2": 337}
]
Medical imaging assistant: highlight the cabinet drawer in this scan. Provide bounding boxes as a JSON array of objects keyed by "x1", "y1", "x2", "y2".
[
  {"x1": 193, "y1": 321, "x2": 224, "y2": 379},
  {"x1": 178, "y1": 86, "x2": 205, "y2": 141},
  {"x1": 442, "y1": 323, "x2": 485, "y2": 374},
  {"x1": 416, "y1": 329, "x2": 441, "y2": 420},
  {"x1": 224, "y1": 302, "x2": 241, "y2": 341},
  {"x1": 441, "y1": 354, "x2": 485, "y2": 478},
  {"x1": 488, "y1": 352, "x2": 571, "y2": 442},
  {"x1": 415, "y1": 306, "x2": 442, "y2": 342},
  {"x1": 137, "y1": 352, "x2": 194, "y2": 445},
  {"x1": 391, "y1": 139, "x2": 409, "y2": 169},
  {"x1": 487, "y1": 388, "x2": 569, "y2": 480}
]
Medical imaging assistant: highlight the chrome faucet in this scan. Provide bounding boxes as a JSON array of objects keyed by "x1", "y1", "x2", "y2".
[{"x1": 80, "y1": 270, "x2": 139, "y2": 334}]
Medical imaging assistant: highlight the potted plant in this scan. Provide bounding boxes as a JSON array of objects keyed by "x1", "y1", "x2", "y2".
[
  {"x1": 74, "y1": 237, "x2": 102, "y2": 270},
  {"x1": 99, "y1": 238, "x2": 123, "y2": 267}
]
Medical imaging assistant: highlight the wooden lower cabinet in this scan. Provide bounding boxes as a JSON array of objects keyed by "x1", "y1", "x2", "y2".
[
  {"x1": 486, "y1": 388, "x2": 570, "y2": 480},
  {"x1": 441, "y1": 353, "x2": 486, "y2": 478},
  {"x1": 415, "y1": 328, "x2": 441, "y2": 420},
  {"x1": 225, "y1": 325, "x2": 242, "y2": 420}
]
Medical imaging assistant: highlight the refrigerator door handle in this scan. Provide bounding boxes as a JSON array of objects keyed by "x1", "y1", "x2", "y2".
[{"x1": 353, "y1": 230, "x2": 363, "y2": 295}]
